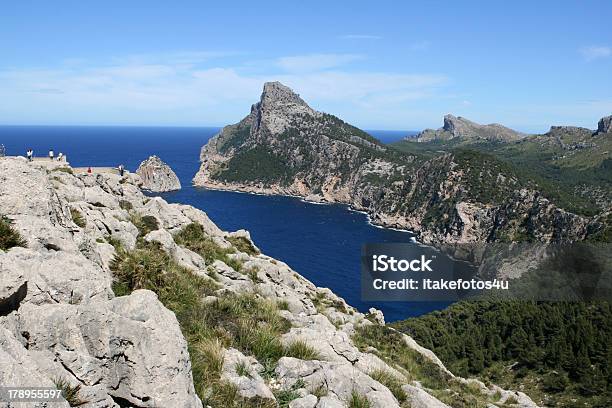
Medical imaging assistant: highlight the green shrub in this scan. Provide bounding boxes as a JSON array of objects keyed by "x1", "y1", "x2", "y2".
[
  {"x1": 70, "y1": 208, "x2": 86, "y2": 228},
  {"x1": 130, "y1": 214, "x2": 159, "y2": 236},
  {"x1": 174, "y1": 223, "x2": 243, "y2": 271},
  {"x1": 119, "y1": 200, "x2": 133, "y2": 211},
  {"x1": 227, "y1": 235, "x2": 260, "y2": 255},
  {"x1": 0, "y1": 215, "x2": 26, "y2": 250},
  {"x1": 53, "y1": 377, "x2": 88, "y2": 406}
]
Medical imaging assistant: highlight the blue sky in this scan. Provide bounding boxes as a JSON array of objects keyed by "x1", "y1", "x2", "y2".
[{"x1": 1, "y1": 1, "x2": 611, "y2": 132}]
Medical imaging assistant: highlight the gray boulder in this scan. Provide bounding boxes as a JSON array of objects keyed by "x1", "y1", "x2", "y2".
[
  {"x1": 3, "y1": 290, "x2": 202, "y2": 408},
  {"x1": 136, "y1": 155, "x2": 181, "y2": 192},
  {"x1": 597, "y1": 114, "x2": 612, "y2": 134}
]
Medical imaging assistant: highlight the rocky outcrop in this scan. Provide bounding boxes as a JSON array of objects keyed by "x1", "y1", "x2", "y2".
[
  {"x1": 0, "y1": 158, "x2": 199, "y2": 407},
  {"x1": 136, "y1": 155, "x2": 181, "y2": 192},
  {"x1": 0, "y1": 156, "x2": 539, "y2": 407},
  {"x1": 413, "y1": 114, "x2": 526, "y2": 143},
  {"x1": 194, "y1": 83, "x2": 605, "y2": 252},
  {"x1": 597, "y1": 114, "x2": 612, "y2": 134}
]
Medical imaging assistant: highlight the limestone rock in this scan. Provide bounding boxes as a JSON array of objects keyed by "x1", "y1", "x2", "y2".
[
  {"x1": 276, "y1": 357, "x2": 399, "y2": 408},
  {"x1": 290, "y1": 394, "x2": 318, "y2": 408},
  {"x1": 221, "y1": 348, "x2": 275, "y2": 401},
  {"x1": 597, "y1": 114, "x2": 612, "y2": 134},
  {"x1": 402, "y1": 384, "x2": 450, "y2": 408},
  {"x1": 136, "y1": 155, "x2": 181, "y2": 192},
  {"x1": 4, "y1": 290, "x2": 202, "y2": 408}
]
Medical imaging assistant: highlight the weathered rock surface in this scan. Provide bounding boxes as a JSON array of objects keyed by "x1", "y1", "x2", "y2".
[
  {"x1": 136, "y1": 155, "x2": 181, "y2": 192},
  {"x1": 0, "y1": 157, "x2": 539, "y2": 407},
  {"x1": 0, "y1": 158, "x2": 200, "y2": 407},
  {"x1": 597, "y1": 114, "x2": 612, "y2": 134}
]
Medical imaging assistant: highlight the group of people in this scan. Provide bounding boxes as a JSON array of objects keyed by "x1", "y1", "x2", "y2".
[
  {"x1": 24, "y1": 148, "x2": 126, "y2": 177},
  {"x1": 25, "y1": 148, "x2": 65, "y2": 162}
]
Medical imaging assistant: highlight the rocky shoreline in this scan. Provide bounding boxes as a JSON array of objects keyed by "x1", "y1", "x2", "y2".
[{"x1": 0, "y1": 156, "x2": 539, "y2": 407}]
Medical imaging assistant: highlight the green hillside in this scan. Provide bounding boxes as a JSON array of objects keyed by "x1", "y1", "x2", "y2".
[{"x1": 392, "y1": 300, "x2": 612, "y2": 407}]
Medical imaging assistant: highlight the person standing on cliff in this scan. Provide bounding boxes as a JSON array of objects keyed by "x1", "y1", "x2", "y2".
[
  {"x1": 118, "y1": 164, "x2": 125, "y2": 176},
  {"x1": 48, "y1": 149, "x2": 54, "y2": 161},
  {"x1": 26, "y1": 149, "x2": 33, "y2": 161}
]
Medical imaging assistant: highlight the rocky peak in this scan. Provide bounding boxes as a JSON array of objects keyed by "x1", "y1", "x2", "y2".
[
  {"x1": 136, "y1": 155, "x2": 181, "y2": 192},
  {"x1": 415, "y1": 114, "x2": 525, "y2": 143},
  {"x1": 597, "y1": 114, "x2": 612, "y2": 134},
  {"x1": 260, "y1": 81, "x2": 309, "y2": 110},
  {"x1": 250, "y1": 82, "x2": 318, "y2": 135}
]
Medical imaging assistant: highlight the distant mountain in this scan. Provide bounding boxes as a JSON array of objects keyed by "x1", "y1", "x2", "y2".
[
  {"x1": 411, "y1": 114, "x2": 527, "y2": 143},
  {"x1": 194, "y1": 82, "x2": 608, "y2": 253}
]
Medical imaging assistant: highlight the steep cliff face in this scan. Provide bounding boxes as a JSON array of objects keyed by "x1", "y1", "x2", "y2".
[
  {"x1": 194, "y1": 82, "x2": 605, "y2": 247},
  {"x1": 0, "y1": 157, "x2": 539, "y2": 407},
  {"x1": 413, "y1": 114, "x2": 527, "y2": 143}
]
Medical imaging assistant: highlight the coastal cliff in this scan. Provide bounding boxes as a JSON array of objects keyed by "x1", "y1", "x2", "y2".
[
  {"x1": 0, "y1": 157, "x2": 538, "y2": 407},
  {"x1": 194, "y1": 82, "x2": 608, "y2": 250}
]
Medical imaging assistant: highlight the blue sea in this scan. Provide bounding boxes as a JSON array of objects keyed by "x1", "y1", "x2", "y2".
[{"x1": 0, "y1": 125, "x2": 445, "y2": 322}]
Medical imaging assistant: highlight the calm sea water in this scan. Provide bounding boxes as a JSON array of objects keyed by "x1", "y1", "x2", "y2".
[{"x1": 0, "y1": 125, "x2": 446, "y2": 322}]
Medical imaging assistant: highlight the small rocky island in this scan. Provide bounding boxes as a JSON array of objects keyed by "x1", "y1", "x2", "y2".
[{"x1": 136, "y1": 155, "x2": 181, "y2": 192}]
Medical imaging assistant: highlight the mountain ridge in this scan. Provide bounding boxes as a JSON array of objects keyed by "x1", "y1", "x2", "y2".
[
  {"x1": 194, "y1": 82, "x2": 608, "y2": 254},
  {"x1": 410, "y1": 114, "x2": 527, "y2": 143}
]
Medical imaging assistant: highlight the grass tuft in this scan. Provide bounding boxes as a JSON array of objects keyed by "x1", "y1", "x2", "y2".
[
  {"x1": 348, "y1": 390, "x2": 370, "y2": 408},
  {"x1": 53, "y1": 377, "x2": 88, "y2": 407},
  {"x1": 368, "y1": 369, "x2": 406, "y2": 403},
  {"x1": 70, "y1": 208, "x2": 86, "y2": 228},
  {"x1": 284, "y1": 340, "x2": 321, "y2": 361}
]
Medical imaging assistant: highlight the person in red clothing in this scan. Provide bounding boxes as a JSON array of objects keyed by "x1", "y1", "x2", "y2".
[{"x1": 87, "y1": 167, "x2": 92, "y2": 174}]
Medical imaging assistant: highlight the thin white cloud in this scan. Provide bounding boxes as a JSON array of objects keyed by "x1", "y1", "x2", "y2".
[
  {"x1": 276, "y1": 54, "x2": 364, "y2": 72},
  {"x1": 339, "y1": 34, "x2": 382, "y2": 40},
  {"x1": 580, "y1": 45, "x2": 611, "y2": 61},
  {"x1": 0, "y1": 54, "x2": 449, "y2": 126}
]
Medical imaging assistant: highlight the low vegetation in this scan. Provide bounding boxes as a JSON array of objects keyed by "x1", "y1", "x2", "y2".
[
  {"x1": 53, "y1": 377, "x2": 88, "y2": 407},
  {"x1": 174, "y1": 222, "x2": 243, "y2": 271},
  {"x1": 348, "y1": 390, "x2": 370, "y2": 408},
  {"x1": 227, "y1": 235, "x2": 260, "y2": 256},
  {"x1": 129, "y1": 213, "x2": 159, "y2": 236},
  {"x1": 368, "y1": 369, "x2": 406, "y2": 403},
  {"x1": 0, "y1": 215, "x2": 26, "y2": 250},
  {"x1": 353, "y1": 325, "x2": 497, "y2": 407},
  {"x1": 393, "y1": 300, "x2": 612, "y2": 407},
  {"x1": 110, "y1": 220, "x2": 321, "y2": 406},
  {"x1": 70, "y1": 208, "x2": 86, "y2": 228}
]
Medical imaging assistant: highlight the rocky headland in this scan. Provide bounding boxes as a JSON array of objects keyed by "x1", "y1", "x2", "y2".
[
  {"x1": 0, "y1": 156, "x2": 540, "y2": 407},
  {"x1": 193, "y1": 82, "x2": 608, "y2": 254}
]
